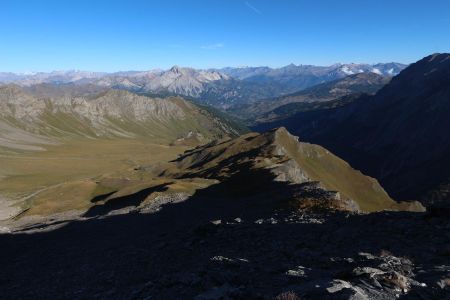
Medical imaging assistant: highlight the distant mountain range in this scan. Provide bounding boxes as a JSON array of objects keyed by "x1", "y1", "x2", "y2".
[
  {"x1": 0, "y1": 62, "x2": 406, "y2": 110},
  {"x1": 217, "y1": 62, "x2": 406, "y2": 90},
  {"x1": 254, "y1": 53, "x2": 450, "y2": 207},
  {"x1": 231, "y1": 72, "x2": 390, "y2": 122}
]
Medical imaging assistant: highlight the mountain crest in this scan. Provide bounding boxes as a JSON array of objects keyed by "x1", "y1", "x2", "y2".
[
  {"x1": 169, "y1": 65, "x2": 183, "y2": 74},
  {"x1": 172, "y1": 127, "x2": 424, "y2": 212},
  {"x1": 0, "y1": 87, "x2": 244, "y2": 151}
]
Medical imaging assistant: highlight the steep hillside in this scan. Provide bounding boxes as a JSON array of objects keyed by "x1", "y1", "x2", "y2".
[
  {"x1": 171, "y1": 127, "x2": 422, "y2": 212},
  {"x1": 231, "y1": 72, "x2": 389, "y2": 121},
  {"x1": 0, "y1": 85, "x2": 244, "y2": 151},
  {"x1": 254, "y1": 54, "x2": 450, "y2": 206}
]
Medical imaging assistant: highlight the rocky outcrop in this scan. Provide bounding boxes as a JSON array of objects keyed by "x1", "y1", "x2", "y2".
[{"x1": 0, "y1": 86, "x2": 244, "y2": 150}]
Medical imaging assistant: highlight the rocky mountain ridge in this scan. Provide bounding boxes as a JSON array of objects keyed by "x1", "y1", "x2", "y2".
[
  {"x1": 0, "y1": 85, "x2": 244, "y2": 151},
  {"x1": 1, "y1": 62, "x2": 405, "y2": 110},
  {"x1": 253, "y1": 53, "x2": 450, "y2": 206},
  {"x1": 169, "y1": 127, "x2": 422, "y2": 213}
]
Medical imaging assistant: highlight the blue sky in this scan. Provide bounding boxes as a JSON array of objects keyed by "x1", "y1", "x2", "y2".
[{"x1": 1, "y1": 0, "x2": 449, "y2": 72}]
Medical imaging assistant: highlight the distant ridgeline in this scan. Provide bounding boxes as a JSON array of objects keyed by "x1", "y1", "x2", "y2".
[{"x1": 254, "y1": 53, "x2": 450, "y2": 207}]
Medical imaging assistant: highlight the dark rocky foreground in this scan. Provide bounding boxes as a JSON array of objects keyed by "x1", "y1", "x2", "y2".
[{"x1": 0, "y1": 185, "x2": 449, "y2": 300}]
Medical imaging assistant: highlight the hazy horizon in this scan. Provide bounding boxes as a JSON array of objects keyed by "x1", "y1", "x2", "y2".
[{"x1": 0, "y1": 60, "x2": 413, "y2": 74}]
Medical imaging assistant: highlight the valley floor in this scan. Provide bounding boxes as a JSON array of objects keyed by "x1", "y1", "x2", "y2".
[
  {"x1": 0, "y1": 186, "x2": 449, "y2": 299},
  {"x1": 0, "y1": 138, "x2": 187, "y2": 220}
]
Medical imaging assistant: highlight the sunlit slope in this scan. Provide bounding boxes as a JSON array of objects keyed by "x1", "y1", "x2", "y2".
[
  {"x1": 0, "y1": 85, "x2": 246, "y2": 220},
  {"x1": 0, "y1": 86, "x2": 243, "y2": 151}
]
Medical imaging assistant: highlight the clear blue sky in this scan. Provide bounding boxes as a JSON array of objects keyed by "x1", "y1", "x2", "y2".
[{"x1": 1, "y1": 0, "x2": 449, "y2": 72}]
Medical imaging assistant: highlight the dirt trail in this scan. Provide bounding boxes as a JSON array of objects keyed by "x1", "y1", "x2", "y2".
[
  {"x1": 0, "y1": 180, "x2": 81, "y2": 222},
  {"x1": 0, "y1": 196, "x2": 20, "y2": 221}
]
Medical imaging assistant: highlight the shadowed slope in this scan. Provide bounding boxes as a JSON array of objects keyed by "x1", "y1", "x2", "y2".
[
  {"x1": 231, "y1": 72, "x2": 390, "y2": 122},
  {"x1": 253, "y1": 54, "x2": 450, "y2": 206},
  {"x1": 171, "y1": 127, "x2": 423, "y2": 212},
  {"x1": 0, "y1": 173, "x2": 445, "y2": 299}
]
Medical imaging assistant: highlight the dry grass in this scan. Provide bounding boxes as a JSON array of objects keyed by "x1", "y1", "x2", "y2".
[{"x1": 0, "y1": 137, "x2": 187, "y2": 216}]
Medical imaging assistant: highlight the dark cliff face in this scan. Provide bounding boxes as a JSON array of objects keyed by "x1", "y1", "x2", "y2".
[{"x1": 254, "y1": 54, "x2": 450, "y2": 205}]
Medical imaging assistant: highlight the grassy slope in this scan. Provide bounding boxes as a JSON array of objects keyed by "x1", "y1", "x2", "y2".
[
  {"x1": 0, "y1": 91, "x2": 250, "y2": 219},
  {"x1": 173, "y1": 128, "x2": 420, "y2": 213},
  {"x1": 274, "y1": 129, "x2": 394, "y2": 211},
  {"x1": 0, "y1": 138, "x2": 188, "y2": 216}
]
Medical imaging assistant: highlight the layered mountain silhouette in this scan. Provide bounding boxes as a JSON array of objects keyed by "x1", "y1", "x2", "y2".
[
  {"x1": 254, "y1": 53, "x2": 450, "y2": 206},
  {"x1": 232, "y1": 72, "x2": 390, "y2": 122},
  {"x1": 0, "y1": 62, "x2": 404, "y2": 111},
  {"x1": 218, "y1": 62, "x2": 405, "y2": 90}
]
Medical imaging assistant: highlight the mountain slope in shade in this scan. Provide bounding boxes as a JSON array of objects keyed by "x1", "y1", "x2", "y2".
[
  {"x1": 0, "y1": 129, "x2": 446, "y2": 300},
  {"x1": 171, "y1": 127, "x2": 423, "y2": 212},
  {"x1": 231, "y1": 72, "x2": 390, "y2": 122},
  {"x1": 0, "y1": 85, "x2": 244, "y2": 151},
  {"x1": 254, "y1": 53, "x2": 450, "y2": 206},
  {"x1": 1, "y1": 126, "x2": 424, "y2": 226}
]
